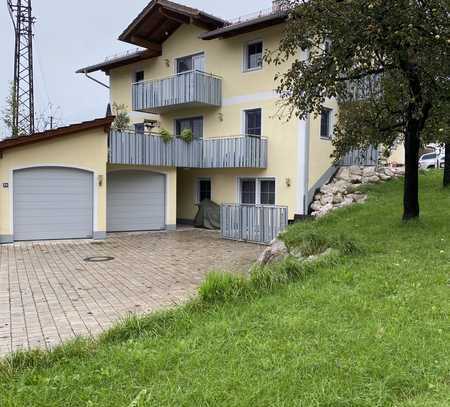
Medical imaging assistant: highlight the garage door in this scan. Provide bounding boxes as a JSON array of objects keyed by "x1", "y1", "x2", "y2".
[
  {"x1": 13, "y1": 167, "x2": 94, "y2": 241},
  {"x1": 107, "y1": 170, "x2": 165, "y2": 232}
]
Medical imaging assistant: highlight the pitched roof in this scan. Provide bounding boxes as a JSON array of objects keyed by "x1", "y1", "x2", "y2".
[
  {"x1": 118, "y1": 0, "x2": 226, "y2": 48},
  {"x1": 76, "y1": 49, "x2": 153, "y2": 74},
  {"x1": 0, "y1": 116, "x2": 115, "y2": 152},
  {"x1": 200, "y1": 9, "x2": 289, "y2": 40}
]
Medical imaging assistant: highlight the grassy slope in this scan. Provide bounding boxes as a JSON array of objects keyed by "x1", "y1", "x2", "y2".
[{"x1": 1, "y1": 172, "x2": 449, "y2": 407}]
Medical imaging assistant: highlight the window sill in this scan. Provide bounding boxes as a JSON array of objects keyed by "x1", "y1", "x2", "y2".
[{"x1": 243, "y1": 67, "x2": 263, "y2": 73}]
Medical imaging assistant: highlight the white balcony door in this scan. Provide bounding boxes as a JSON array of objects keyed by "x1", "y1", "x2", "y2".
[{"x1": 192, "y1": 53, "x2": 205, "y2": 72}]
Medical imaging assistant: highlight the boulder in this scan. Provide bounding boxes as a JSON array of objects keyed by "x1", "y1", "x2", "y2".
[
  {"x1": 331, "y1": 180, "x2": 350, "y2": 194},
  {"x1": 314, "y1": 193, "x2": 322, "y2": 201},
  {"x1": 310, "y1": 201, "x2": 322, "y2": 212},
  {"x1": 314, "y1": 203, "x2": 333, "y2": 218},
  {"x1": 379, "y1": 173, "x2": 391, "y2": 181},
  {"x1": 350, "y1": 174, "x2": 363, "y2": 184},
  {"x1": 363, "y1": 166, "x2": 376, "y2": 177},
  {"x1": 333, "y1": 193, "x2": 344, "y2": 204},
  {"x1": 257, "y1": 238, "x2": 288, "y2": 265},
  {"x1": 349, "y1": 165, "x2": 363, "y2": 176},
  {"x1": 335, "y1": 167, "x2": 351, "y2": 181},
  {"x1": 383, "y1": 167, "x2": 395, "y2": 177},
  {"x1": 367, "y1": 175, "x2": 381, "y2": 183},
  {"x1": 320, "y1": 194, "x2": 334, "y2": 206}
]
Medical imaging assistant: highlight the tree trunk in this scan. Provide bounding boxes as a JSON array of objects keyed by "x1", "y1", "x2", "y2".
[
  {"x1": 403, "y1": 119, "x2": 420, "y2": 220},
  {"x1": 444, "y1": 143, "x2": 450, "y2": 187}
]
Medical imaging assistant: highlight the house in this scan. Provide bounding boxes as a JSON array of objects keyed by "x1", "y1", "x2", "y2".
[{"x1": 0, "y1": 0, "x2": 338, "y2": 244}]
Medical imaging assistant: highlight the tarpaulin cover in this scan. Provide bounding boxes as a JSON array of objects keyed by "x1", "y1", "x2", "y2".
[{"x1": 194, "y1": 199, "x2": 221, "y2": 229}]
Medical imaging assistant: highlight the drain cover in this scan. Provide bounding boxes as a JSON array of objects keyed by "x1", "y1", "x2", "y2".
[{"x1": 84, "y1": 256, "x2": 114, "y2": 263}]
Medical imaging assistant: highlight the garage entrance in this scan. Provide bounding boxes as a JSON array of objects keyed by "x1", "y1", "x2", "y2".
[
  {"x1": 107, "y1": 170, "x2": 165, "y2": 232},
  {"x1": 13, "y1": 167, "x2": 94, "y2": 241}
]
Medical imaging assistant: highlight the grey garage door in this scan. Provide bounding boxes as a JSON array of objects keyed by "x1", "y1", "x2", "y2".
[
  {"x1": 13, "y1": 167, "x2": 94, "y2": 241},
  {"x1": 107, "y1": 170, "x2": 165, "y2": 232}
]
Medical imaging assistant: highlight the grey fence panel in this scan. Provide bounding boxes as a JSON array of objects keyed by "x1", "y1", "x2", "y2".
[
  {"x1": 340, "y1": 146, "x2": 379, "y2": 166},
  {"x1": 109, "y1": 131, "x2": 268, "y2": 169},
  {"x1": 220, "y1": 204, "x2": 289, "y2": 245},
  {"x1": 132, "y1": 71, "x2": 222, "y2": 111}
]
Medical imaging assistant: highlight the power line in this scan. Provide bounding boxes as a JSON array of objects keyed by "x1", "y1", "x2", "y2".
[{"x1": 7, "y1": 0, "x2": 35, "y2": 136}]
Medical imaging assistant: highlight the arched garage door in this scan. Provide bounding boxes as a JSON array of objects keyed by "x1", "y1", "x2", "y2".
[
  {"x1": 13, "y1": 167, "x2": 94, "y2": 241},
  {"x1": 107, "y1": 170, "x2": 165, "y2": 232}
]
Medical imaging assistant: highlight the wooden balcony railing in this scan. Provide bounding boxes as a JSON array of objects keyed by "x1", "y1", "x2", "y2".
[
  {"x1": 132, "y1": 70, "x2": 222, "y2": 112},
  {"x1": 108, "y1": 131, "x2": 268, "y2": 169}
]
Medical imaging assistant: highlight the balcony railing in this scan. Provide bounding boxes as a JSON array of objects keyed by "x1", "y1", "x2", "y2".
[
  {"x1": 132, "y1": 70, "x2": 222, "y2": 113},
  {"x1": 220, "y1": 204, "x2": 289, "y2": 245},
  {"x1": 108, "y1": 131, "x2": 267, "y2": 169}
]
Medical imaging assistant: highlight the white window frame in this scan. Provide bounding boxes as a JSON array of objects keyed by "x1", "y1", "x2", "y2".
[
  {"x1": 196, "y1": 177, "x2": 212, "y2": 204},
  {"x1": 243, "y1": 39, "x2": 264, "y2": 73},
  {"x1": 237, "y1": 177, "x2": 277, "y2": 205},
  {"x1": 320, "y1": 107, "x2": 333, "y2": 140},
  {"x1": 174, "y1": 51, "x2": 205, "y2": 74},
  {"x1": 241, "y1": 107, "x2": 263, "y2": 137}
]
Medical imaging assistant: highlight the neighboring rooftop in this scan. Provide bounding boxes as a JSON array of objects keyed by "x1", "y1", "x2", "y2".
[{"x1": 0, "y1": 116, "x2": 115, "y2": 152}]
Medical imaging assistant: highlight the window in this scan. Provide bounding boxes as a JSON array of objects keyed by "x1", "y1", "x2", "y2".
[
  {"x1": 260, "y1": 180, "x2": 276, "y2": 205},
  {"x1": 320, "y1": 108, "x2": 332, "y2": 139},
  {"x1": 244, "y1": 108, "x2": 262, "y2": 136},
  {"x1": 175, "y1": 117, "x2": 203, "y2": 139},
  {"x1": 135, "y1": 71, "x2": 144, "y2": 83},
  {"x1": 134, "y1": 123, "x2": 145, "y2": 134},
  {"x1": 176, "y1": 53, "x2": 205, "y2": 74},
  {"x1": 241, "y1": 180, "x2": 256, "y2": 204},
  {"x1": 240, "y1": 178, "x2": 276, "y2": 205},
  {"x1": 245, "y1": 41, "x2": 263, "y2": 71},
  {"x1": 198, "y1": 179, "x2": 212, "y2": 202}
]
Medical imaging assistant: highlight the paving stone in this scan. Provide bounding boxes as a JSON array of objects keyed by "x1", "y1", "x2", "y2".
[{"x1": 0, "y1": 229, "x2": 262, "y2": 356}]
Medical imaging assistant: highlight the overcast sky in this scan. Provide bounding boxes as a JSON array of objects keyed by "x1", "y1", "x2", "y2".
[{"x1": 0, "y1": 0, "x2": 272, "y2": 136}]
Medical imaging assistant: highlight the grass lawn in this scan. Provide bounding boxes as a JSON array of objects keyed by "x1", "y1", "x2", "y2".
[{"x1": 1, "y1": 171, "x2": 449, "y2": 406}]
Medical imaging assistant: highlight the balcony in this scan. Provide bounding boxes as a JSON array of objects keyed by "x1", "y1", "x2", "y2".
[
  {"x1": 108, "y1": 131, "x2": 267, "y2": 169},
  {"x1": 132, "y1": 70, "x2": 222, "y2": 113}
]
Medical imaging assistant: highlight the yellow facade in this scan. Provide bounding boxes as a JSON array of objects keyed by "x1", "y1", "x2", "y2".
[
  {"x1": 0, "y1": 129, "x2": 108, "y2": 241},
  {"x1": 109, "y1": 23, "x2": 336, "y2": 221}
]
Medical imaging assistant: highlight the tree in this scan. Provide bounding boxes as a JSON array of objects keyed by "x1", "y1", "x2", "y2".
[
  {"x1": 1, "y1": 81, "x2": 18, "y2": 138},
  {"x1": 111, "y1": 103, "x2": 131, "y2": 132},
  {"x1": 267, "y1": 0, "x2": 450, "y2": 220}
]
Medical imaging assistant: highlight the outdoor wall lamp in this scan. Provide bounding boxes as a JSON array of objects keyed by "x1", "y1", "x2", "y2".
[
  {"x1": 98, "y1": 175, "x2": 104, "y2": 187},
  {"x1": 218, "y1": 112, "x2": 224, "y2": 122},
  {"x1": 285, "y1": 178, "x2": 291, "y2": 187},
  {"x1": 165, "y1": 58, "x2": 170, "y2": 67}
]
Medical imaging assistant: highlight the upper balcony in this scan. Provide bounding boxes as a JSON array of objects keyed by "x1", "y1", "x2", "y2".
[
  {"x1": 132, "y1": 70, "x2": 222, "y2": 113},
  {"x1": 108, "y1": 130, "x2": 267, "y2": 169}
]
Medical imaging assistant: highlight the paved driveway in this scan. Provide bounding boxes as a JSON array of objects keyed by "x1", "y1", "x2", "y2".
[{"x1": 0, "y1": 229, "x2": 263, "y2": 356}]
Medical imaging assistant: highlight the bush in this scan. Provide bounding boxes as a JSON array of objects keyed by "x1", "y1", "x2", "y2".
[
  {"x1": 180, "y1": 128, "x2": 194, "y2": 143},
  {"x1": 198, "y1": 272, "x2": 249, "y2": 303},
  {"x1": 160, "y1": 128, "x2": 173, "y2": 143}
]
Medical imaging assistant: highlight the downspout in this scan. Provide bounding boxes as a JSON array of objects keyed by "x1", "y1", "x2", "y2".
[{"x1": 81, "y1": 70, "x2": 110, "y2": 89}]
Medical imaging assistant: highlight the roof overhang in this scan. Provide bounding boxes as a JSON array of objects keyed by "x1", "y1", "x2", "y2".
[
  {"x1": 200, "y1": 10, "x2": 289, "y2": 40},
  {"x1": 0, "y1": 116, "x2": 115, "y2": 152},
  {"x1": 76, "y1": 50, "x2": 155, "y2": 74},
  {"x1": 119, "y1": 0, "x2": 227, "y2": 48}
]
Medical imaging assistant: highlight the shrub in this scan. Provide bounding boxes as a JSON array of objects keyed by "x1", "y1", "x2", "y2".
[
  {"x1": 159, "y1": 128, "x2": 173, "y2": 143},
  {"x1": 180, "y1": 128, "x2": 194, "y2": 143},
  {"x1": 198, "y1": 272, "x2": 249, "y2": 303}
]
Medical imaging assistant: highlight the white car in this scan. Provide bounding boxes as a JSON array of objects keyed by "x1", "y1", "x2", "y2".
[{"x1": 419, "y1": 152, "x2": 445, "y2": 169}]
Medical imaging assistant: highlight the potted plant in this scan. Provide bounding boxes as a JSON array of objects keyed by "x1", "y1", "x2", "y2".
[
  {"x1": 180, "y1": 128, "x2": 194, "y2": 143},
  {"x1": 159, "y1": 128, "x2": 173, "y2": 143}
]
